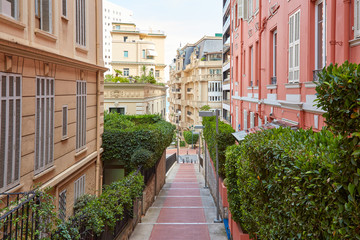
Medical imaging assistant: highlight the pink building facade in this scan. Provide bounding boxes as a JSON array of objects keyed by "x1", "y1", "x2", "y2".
[{"x1": 228, "y1": 0, "x2": 360, "y2": 132}]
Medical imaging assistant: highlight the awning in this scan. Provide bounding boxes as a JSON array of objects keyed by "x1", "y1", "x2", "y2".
[
  {"x1": 147, "y1": 49, "x2": 158, "y2": 57},
  {"x1": 231, "y1": 120, "x2": 298, "y2": 142}
]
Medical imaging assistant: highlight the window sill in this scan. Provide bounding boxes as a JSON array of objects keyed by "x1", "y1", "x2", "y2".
[
  {"x1": 304, "y1": 82, "x2": 317, "y2": 88},
  {"x1": 61, "y1": 15, "x2": 69, "y2": 22},
  {"x1": 267, "y1": 84, "x2": 277, "y2": 90},
  {"x1": 61, "y1": 136, "x2": 69, "y2": 141},
  {"x1": 349, "y1": 38, "x2": 360, "y2": 47},
  {"x1": 0, "y1": 14, "x2": 26, "y2": 30},
  {"x1": 0, "y1": 184, "x2": 24, "y2": 199},
  {"x1": 34, "y1": 28, "x2": 57, "y2": 42},
  {"x1": 33, "y1": 165, "x2": 56, "y2": 181},
  {"x1": 75, "y1": 147, "x2": 88, "y2": 157},
  {"x1": 76, "y1": 46, "x2": 88, "y2": 54},
  {"x1": 285, "y1": 83, "x2": 301, "y2": 89}
]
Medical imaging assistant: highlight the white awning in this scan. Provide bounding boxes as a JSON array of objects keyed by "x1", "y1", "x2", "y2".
[{"x1": 147, "y1": 49, "x2": 158, "y2": 57}]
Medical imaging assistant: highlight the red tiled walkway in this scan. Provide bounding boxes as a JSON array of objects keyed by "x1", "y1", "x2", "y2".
[{"x1": 149, "y1": 164, "x2": 211, "y2": 240}]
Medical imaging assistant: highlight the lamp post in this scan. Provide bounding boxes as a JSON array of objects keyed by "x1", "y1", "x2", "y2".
[
  {"x1": 198, "y1": 110, "x2": 222, "y2": 223},
  {"x1": 191, "y1": 125, "x2": 194, "y2": 149}
]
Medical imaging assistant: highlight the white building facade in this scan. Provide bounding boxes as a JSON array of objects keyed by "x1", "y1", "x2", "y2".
[{"x1": 103, "y1": 0, "x2": 134, "y2": 74}]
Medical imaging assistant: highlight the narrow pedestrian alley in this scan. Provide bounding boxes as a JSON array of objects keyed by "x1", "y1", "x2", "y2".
[{"x1": 130, "y1": 162, "x2": 228, "y2": 240}]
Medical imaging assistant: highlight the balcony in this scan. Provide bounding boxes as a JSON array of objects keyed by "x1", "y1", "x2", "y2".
[
  {"x1": 223, "y1": 17, "x2": 230, "y2": 34},
  {"x1": 223, "y1": 0, "x2": 230, "y2": 14},
  {"x1": 313, "y1": 69, "x2": 321, "y2": 82},
  {"x1": 223, "y1": 99, "x2": 230, "y2": 105},
  {"x1": 187, "y1": 111, "x2": 192, "y2": 116},
  {"x1": 187, "y1": 88, "x2": 193, "y2": 94},
  {"x1": 222, "y1": 61, "x2": 230, "y2": 72}
]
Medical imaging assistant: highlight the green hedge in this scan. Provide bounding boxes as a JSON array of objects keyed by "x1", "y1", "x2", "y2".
[
  {"x1": 225, "y1": 127, "x2": 359, "y2": 239},
  {"x1": 102, "y1": 113, "x2": 175, "y2": 171},
  {"x1": 203, "y1": 116, "x2": 235, "y2": 178},
  {"x1": 315, "y1": 61, "x2": 360, "y2": 137},
  {"x1": 53, "y1": 171, "x2": 144, "y2": 239},
  {"x1": 183, "y1": 130, "x2": 199, "y2": 145}
]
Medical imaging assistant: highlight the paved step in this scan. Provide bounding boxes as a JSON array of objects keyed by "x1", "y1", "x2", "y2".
[{"x1": 129, "y1": 163, "x2": 228, "y2": 240}]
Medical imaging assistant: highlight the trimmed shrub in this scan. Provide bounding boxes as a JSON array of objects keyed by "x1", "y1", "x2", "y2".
[
  {"x1": 183, "y1": 130, "x2": 199, "y2": 145},
  {"x1": 102, "y1": 113, "x2": 175, "y2": 171},
  {"x1": 203, "y1": 116, "x2": 235, "y2": 178},
  {"x1": 315, "y1": 61, "x2": 360, "y2": 136},
  {"x1": 226, "y1": 127, "x2": 359, "y2": 239}
]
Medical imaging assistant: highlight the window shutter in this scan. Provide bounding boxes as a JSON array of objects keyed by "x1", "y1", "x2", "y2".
[
  {"x1": 258, "y1": 116, "x2": 262, "y2": 127},
  {"x1": 238, "y1": 0, "x2": 243, "y2": 19},
  {"x1": 41, "y1": 0, "x2": 52, "y2": 33},
  {"x1": 243, "y1": 110, "x2": 247, "y2": 130},
  {"x1": 62, "y1": 105, "x2": 68, "y2": 139},
  {"x1": 355, "y1": 0, "x2": 360, "y2": 37},
  {"x1": 59, "y1": 190, "x2": 67, "y2": 221},
  {"x1": 250, "y1": 112, "x2": 254, "y2": 128},
  {"x1": 62, "y1": 0, "x2": 67, "y2": 17},
  {"x1": 289, "y1": 11, "x2": 300, "y2": 83}
]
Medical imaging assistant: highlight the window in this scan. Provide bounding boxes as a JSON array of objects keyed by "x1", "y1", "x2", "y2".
[
  {"x1": 272, "y1": 30, "x2": 277, "y2": 84},
  {"x1": 76, "y1": 81, "x2": 86, "y2": 152},
  {"x1": 250, "y1": 46, "x2": 253, "y2": 86},
  {"x1": 76, "y1": 0, "x2": 86, "y2": 46},
  {"x1": 124, "y1": 51, "x2": 128, "y2": 58},
  {"x1": 59, "y1": 190, "x2": 67, "y2": 221},
  {"x1": 289, "y1": 10, "x2": 300, "y2": 83},
  {"x1": 355, "y1": 0, "x2": 360, "y2": 38},
  {"x1": 155, "y1": 70, "x2": 160, "y2": 78},
  {"x1": 109, "y1": 107, "x2": 125, "y2": 115},
  {"x1": 62, "y1": 105, "x2": 68, "y2": 139},
  {"x1": 124, "y1": 36, "x2": 128, "y2": 42},
  {"x1": 35, "y1": 0, "x2": 52, "y2": 33},
  {"x1": 0, "y1": 73, "x2": 21, "y2": 192},
  {"x1": 35, "y1": 77, "x2": 54, "y2": 174},
  {"x1": 238, "y1": 0, "x2": 248, "y2": 20},
  {"x1": 315, "y1": 1, "x2": 326, "y2": 70},
  {"x1": 62, "y1": 0, "x2": 67, "y2": 17},
  {"x1": 123, "y1": 68, "x2": 129, "y2": 76},
  {"x1": 243, "y1": 110, "x2": 247, "y2": 130},
  {"x1": 0, "y1": 0, "x2": 18, "y2": 19},
  {"x1": 248, "y1": 0, "x2": 253, "y2": 18},
  {"x1": 142, "y1": 50, "x2": 146, "y2": 58},
  {"x1": 74, "y1": 175, "x2": 85, "y2": 201}
]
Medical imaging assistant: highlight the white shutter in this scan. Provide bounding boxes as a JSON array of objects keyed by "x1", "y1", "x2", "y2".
[
  {"x1": 355, "y1": 0, "x2": 360, "y2": 38},
  {"x1": 289, "y1": 10, "x2": 300, "y2": 83},
  {"x1": 258, "y1": 116, "x2": 262, "y2": 127},
  {"x1": 243, "y1": 110, "x2": 247, "y2": 130},
  {"x1": 74, "y1": 175, "x2": 85, "y2": 201},
  {"x1": 62, "y1": 105, "x2": 68, "y2": 139},
  {"x1": 238, "y1": 0, "x2": 243, "y2": 19},
  {"x1": 264, "y1": 116, "x2": 268, "y2": 124},
  {"x1": 250, "y1": 112, "x2": 254, "y2": 128}
]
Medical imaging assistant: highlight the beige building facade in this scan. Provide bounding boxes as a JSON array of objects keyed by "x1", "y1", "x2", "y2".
[
  {"x1": 104, "y1": 83, "x2": 167, "y2": 117},
  {"x1": 0, "y1": 0, "x2": 105, "y2": 220},
  {"x1": 168, "y1": 36, "x2": 223, "y2": 131},
  {"x1": 110, "y1": 23, "x2": 166, "y2": 83}
]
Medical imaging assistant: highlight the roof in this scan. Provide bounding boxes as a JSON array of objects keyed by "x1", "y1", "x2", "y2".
[{"x1": 232, "y1": 120, "x2": 298, "y2": 142}]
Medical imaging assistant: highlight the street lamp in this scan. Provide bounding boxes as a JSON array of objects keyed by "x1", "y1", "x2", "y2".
[{"x1": 199, "y1": 110, "x2": 222, "y2": 223}]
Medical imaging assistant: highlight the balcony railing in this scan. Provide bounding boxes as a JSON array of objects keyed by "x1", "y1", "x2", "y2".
[
  {"x1": 0, "y1": 192, "x2": 41, "y2": 240},
  {"x1": 313, "y1": 69, "x2": 321, "y2": 82},
  {"x1": 271, "y1": 76, "x2": 277, "y2": 85}
]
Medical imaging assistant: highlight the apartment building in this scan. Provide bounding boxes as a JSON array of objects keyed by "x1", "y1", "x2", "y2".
[
  {"x1": 0, "y1": 0, "x2": 105, "y2": 219},
  {"x1": 168, "y1": 36, "x2": 223, "y2": 131},
  {"x1": 110, "y1": 22, "x2": 166, "y2": 83},
  {"x1": 103, "y1": 0, "x2": 133, "y2": 75},
  {"x1": 228, "y1": 0, "x2": 360, "y2": 133},
  {"x1": 222, "y1": 0, "x2": 231, "y2": 124},
  {"x1": 104, "y1": 82, "x2": 166, "y2": 117}
]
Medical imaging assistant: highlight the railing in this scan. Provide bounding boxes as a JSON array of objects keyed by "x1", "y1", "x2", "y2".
[
  {"x1": 199, "y1": 155, "x2": 203, "y2": 168},
  {"x1": 166, "y1": 153, "x2": 177, "y2": 173},
  {"x1": 313, "y1": 69, "x2": 321, "y2": 82},
  {"x1": 0, "y1": 192, "x2": 40, "y2": 240},
  {"x1": 271, "y1": 76, "x2": 277, "y2": 85}
]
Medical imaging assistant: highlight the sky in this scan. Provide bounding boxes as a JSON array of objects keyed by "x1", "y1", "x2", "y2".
[{"x1": 108, "y1": 0, "x2": 223, "y2": 81}]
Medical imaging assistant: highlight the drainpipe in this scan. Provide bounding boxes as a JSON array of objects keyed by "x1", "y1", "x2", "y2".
[
  {"x1": 240, "y1": 19, "x2": 244, "y2": 131},
  {"x1": 343, "y1": 0, "x2": 350, "y2": 61},
  {"x1": 258, "y1": 0, "x2": 263, "y2": 119},
  {"x1": 330, "y1": 0, "x2": 336, "y2": 63},
  {"x1": 95, "y1": 0, "x2": 103, "y2": 196}
]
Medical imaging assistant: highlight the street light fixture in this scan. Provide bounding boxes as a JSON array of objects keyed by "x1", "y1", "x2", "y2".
[{"x1": 199, "y1": 109, "x2": 222, "y2": 223}]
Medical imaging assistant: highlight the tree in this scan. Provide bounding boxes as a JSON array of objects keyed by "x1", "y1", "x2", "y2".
[{"x1": 183, "y1": 130, "x2": 199, "y2": 146}]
